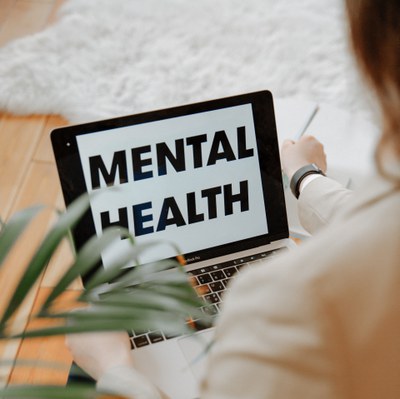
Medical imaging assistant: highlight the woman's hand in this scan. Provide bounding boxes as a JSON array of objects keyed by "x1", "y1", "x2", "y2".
[
  {"x1": 281, "y1": 135, "x2": 327, "y2": 180},
  {"x1": 66, "y1": 331, "x2": 134, "y2": 380}
]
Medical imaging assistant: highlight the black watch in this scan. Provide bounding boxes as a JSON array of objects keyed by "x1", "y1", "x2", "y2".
[{"x1": 290, "y1": 163, "x2": 325, "y2": 199}]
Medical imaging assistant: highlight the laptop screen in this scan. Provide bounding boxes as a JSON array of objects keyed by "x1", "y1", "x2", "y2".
[{"x1": 51, "y1": 91, "x2": 288, "y2": 271}]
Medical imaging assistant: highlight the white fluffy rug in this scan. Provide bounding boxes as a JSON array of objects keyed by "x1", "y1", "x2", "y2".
[{"x1": 0, "y1": 0, "x2": 370, "y2": 123}]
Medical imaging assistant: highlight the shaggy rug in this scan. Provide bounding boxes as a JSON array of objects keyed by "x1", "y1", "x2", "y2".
[{"x1": 0, "y1": 0, "x2": 370, "y2": 123}]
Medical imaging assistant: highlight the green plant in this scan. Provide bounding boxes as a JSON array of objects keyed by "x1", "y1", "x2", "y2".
[{"x1": 0, "y1": 194, "x2": 208, "y2": 398}]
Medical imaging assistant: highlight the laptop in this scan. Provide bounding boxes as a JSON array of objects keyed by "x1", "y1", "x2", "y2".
[{"x1": 51, "y1": 90, "x2": 295, "y2": 399}]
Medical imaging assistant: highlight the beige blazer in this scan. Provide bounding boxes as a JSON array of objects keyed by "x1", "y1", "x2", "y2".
[
  {"x1": 97, "y1": 174, "x2": 400, "y2": 398},
  {"x1": 201, "y1": 174, "x2": 400, "y2": 398}
]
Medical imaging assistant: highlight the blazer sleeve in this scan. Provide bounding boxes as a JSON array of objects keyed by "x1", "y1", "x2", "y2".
[
  {"x1": 200, "y1": 263, "x2": 344, "y2": 399},
  {"x1": 298, "y1": 176, "x2": 353, "y2": 234}
]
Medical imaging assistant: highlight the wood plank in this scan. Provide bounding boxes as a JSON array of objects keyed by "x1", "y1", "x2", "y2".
[
  {"x1": 34, "y1": 114, "x2": 69, "y2": 163},
  {"x1": 41, "y1": 237, "x2": 82, "y2": 289},
  {"x1": 8, "y1": 334, "x2": 71, "y2": 385},
  {"x1": 0, "y1": 0, "x2": 54, "y2": 47},
  {"x1": 0, "y1": 287, "x2": 39, "y2": 386},
  {"x1": 0, "y1": 160, "x2": 62, "y2": 309},
  {"x1": 0, "y1": 161, "x2": 63, "y2": 383},
  {"x1": 8, "y1": 288, "x2": 122, "y2": 399},
  {"x1": 8, "y1": 288, "x2": 77, "y2": 386},
  {"x1": 35, "y1": 0, "x2": 60, "y2": 3},
  {"x1": 0, "y1": 114, "x2": 46, "y2": 220},
  {"x1": 0, "y1": 0, "x2": 16, "y2": 29},
  {"x1": 42, "y1": 191, "x2": 82, "y2": 290},
  {"x1": 0, "y1": 339, "x2": 20, "y2": 386},
  {"x1": 46, "y1": 0, "x2": 65, "y2": 26}
]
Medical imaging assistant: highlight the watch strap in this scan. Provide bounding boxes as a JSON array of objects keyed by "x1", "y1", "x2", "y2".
[{"x1": 290, "y1": 163, "x2": 325, "y2": 199}]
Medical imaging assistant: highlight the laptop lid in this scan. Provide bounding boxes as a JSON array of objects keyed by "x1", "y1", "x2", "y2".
[{"x1": 51, "y1": 90, "x2": 288, "y2": 283}]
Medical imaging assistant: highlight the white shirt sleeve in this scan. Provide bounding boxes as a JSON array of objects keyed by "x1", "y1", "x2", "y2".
[{"x1": 299, "y1": 173, "x2": 324, "y2": 194}]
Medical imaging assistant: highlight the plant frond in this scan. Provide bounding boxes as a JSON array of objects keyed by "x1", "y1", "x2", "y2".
[
  {"x1": 0, "y1": 205, "x2": 44, "y2": 267},
  {"x1": 1, "y1": 195, "x2": 91, "y2": 326}
]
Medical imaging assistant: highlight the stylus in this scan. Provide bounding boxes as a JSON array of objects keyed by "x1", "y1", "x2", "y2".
[{"x1": 295, "y1": 105, "x2": 319, "y2": 139}]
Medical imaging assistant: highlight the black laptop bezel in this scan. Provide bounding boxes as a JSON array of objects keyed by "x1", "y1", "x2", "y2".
[{"x1": 51, "y1": 90, "x2": 288, "y2": 282}]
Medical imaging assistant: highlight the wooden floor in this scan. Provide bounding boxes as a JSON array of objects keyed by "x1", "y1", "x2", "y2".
[{"x1": 0, "y1": 0, "x2": 80, "y2": 386}]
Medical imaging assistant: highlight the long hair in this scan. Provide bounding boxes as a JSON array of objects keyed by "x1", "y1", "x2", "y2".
[{"x1": 345, "y1": 0, "x2": 400, "y2": 180}]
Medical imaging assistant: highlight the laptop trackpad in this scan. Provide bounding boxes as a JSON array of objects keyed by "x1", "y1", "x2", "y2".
[{"x1": 178, "y1": 329, "x2": 214, "y2": 382}]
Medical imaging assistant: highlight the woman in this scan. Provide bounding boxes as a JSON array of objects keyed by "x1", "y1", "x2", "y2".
[{"x1": 67, "y1": 0, "x2": 400, "y2": 397}]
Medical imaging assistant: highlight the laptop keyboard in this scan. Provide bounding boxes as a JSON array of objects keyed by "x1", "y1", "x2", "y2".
[{"x1": 129, "y1": 247, "x2": 286, "y2": 349}]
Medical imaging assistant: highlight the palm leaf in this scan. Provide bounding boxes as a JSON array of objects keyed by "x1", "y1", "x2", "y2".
[
  {"x1": 16, "y1": 312, "x2": 193, "y2": 339},
  {"x1": 41, "y1": 226, "x2": 133, "y2": 311},
  {"x1": 83, "y1": 241, "x2": 179, "y2": 291},
  {"x1": 0, "y1": 195, "x2": 91, "y2": 327},
  {"x1": 0, "y1": 205, "x2": 44, "y2": 267},
  {"x1": 0, "y1": 193, "x2": 210, "y2": 399},
  {"x1": 0, "y1": 384, "x2": 97, "y2": 399}
]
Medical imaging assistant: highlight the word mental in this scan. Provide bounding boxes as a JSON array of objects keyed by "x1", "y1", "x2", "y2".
[{"x1": 89, "y1": 126, "x2": 255, "y2": 189}]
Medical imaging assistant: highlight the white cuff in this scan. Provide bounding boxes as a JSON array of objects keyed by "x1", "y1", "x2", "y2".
[
  {"x1": 97, "y1": 366, "x2": 162, "y2": 399},
  {"x1": 299, "y1": 174, "x2": 324, "y2": 195}
]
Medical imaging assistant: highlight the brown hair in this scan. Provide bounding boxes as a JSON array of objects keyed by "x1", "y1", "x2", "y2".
[{"x1": 345, "y1": 0, "x2": 400, "y2": 179}]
